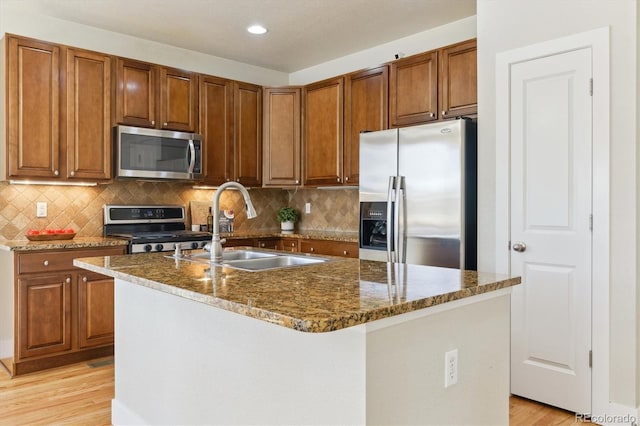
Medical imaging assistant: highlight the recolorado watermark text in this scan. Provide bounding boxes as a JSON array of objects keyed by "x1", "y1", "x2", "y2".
[{"x1": 576, "y1": 412, "x2": 638, "y2": 424}]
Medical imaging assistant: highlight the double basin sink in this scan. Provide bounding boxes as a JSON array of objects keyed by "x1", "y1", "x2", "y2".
[{"x1": 171, "y1": 248, "x2": 330, "y2": 272}]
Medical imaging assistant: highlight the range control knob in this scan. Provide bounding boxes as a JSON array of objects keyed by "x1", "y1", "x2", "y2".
[
  {"x1": 144, "y1": 244, "x2": 152, "y2": 253},
  {"x1": 191, "y1": 242, "x2": 199, "y2": 249},
  {"x1": 155, "y1": 244, "x2": 164, "y2": 252}
]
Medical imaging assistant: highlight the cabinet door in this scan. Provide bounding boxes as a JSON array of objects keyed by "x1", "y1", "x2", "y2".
[
  {"x1": 7, "y1": 36, "x2": 60, "y2": 178},
  {"x1": 63, "y1": 48, "x2": 112, "y2": 180},
  {"x1": 225, "y1": 238, "x2": 256, "y2": 248},
  {"x1": 77, "y1": 272, "x2": 114, "y2": 348},
  {"x1": 344, "y1": 66, "x2": 388, "y2": 186},
  {"x1": 234, "y1": 82, "x2": 262, "y2": 187},
  {"x1": 263, "y1": 87, "x2": 301, "y2": 187},
  {"x1": 303, "y1": 76, "x2": 344, "y2": 186},
  {"x1": 18, "y1": 274, "x2": 72, "y2": 359},
  {"x1": 389, "y1": 51, "x2": 438, "y2": 127},
  {"x1": 200, "y1": 75, "x2": 234, "y2": 185},
  {"x1": 159, "y1": 67, "x2": 198, "y2": 132},
  {"x1": 439, "y1": 39, "x2": 477, "y2": 119},
  {"x1": 116, "y1": 58, "x2": 156, "y2": 128}
]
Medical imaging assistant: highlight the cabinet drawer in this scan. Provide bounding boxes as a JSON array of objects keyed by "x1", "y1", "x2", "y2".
[
  {"x1": 299, "y1": 240, "x2": 358, "y2": 258},
  {"x1": 17, "y1": 247, "x2": 125, "y2": 274}
]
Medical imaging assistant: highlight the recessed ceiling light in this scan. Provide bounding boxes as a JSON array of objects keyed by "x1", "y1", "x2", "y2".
[{"x1": 247, "y1": 25, "x2": 267, "y2": 35}]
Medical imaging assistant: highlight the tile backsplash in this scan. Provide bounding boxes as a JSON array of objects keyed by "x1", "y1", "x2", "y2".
[{"x1": 0, "y1": 181, "x2": 359, "y2": 240}]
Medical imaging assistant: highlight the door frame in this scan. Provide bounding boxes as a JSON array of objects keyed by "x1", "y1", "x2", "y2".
[{"x1": 495, "y1": 27, "x2": 618, "y2": 418}]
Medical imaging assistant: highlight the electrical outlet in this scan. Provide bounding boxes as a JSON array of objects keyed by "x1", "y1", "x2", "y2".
[
  {"x1": 305, "y1": 202, "x2": 311, "y2": 214},
  {"x1": 444, "y1": 349, "x2": 458, "y2": 388},
  {"x1": 36, "y1": 202, "x2": 47, "y2": 218}
]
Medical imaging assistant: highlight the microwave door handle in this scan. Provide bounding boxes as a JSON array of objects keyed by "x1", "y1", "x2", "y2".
[
  {"x1": 386, "y1": 176, "x2": 396, "y2": 263},
  {"x1": 187, "y1": 140, "x2": 196, "y2": 174}
]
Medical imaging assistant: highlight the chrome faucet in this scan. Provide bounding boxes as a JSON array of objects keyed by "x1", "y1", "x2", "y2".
[{"x1": 210, "y1": 181, "x2": 257, "y2": 262}]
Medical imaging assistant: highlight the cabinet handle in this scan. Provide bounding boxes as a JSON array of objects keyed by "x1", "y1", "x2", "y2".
[
  {"x1": 83, "y1": 276, "x2": 88, "y2": 282},
  {"x1": 43, "y1": 260, "x2": 49, "y2": 266},
  {"x1": 291, "y1": 243, "x2": 295, "y2": 247},
  {"x1": 343, "y1": 250, "x2": 348, "y2": 256},
  {"x1": 236, "y1": 179, "x2": 240, "y2": 182},
  {"x1": 310, "y1": 247, "x2": 314, "y2": 252},
  {"x1": 151, "y1": 120, "x2": 155, "y2": 126},
  {"x1": 163, "y1": 122, "x2": 168, "y2": 126},
  {"x1": 295, "y1": 180, "x2": 299, "y2": 184},
  {"x1": 260, "y1": 243, "x2": 265, "y2": 247},
  {"x1": 65, "y1": 277, "x2": 71, "y2": 284},
  {"x1": 54, "y1": 170, "x2": 59, "y2": 176},
  {"x1": 336, "y1": 177, "x2": 341, "y2": 182},
  {"x1": 441, "y1": 110, "x2": 446, "y2": 116},
  {"x1": 429, "y1": 112, "x2": 435, "y2": 118},
  {"x1": 70, "y1": 171, "x2": 75, "y2": 177},
  {"x1": 345, "y1": 176, "x2": 349, "y2": 182}
]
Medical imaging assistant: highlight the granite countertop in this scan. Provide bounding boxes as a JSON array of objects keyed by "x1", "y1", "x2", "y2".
[
  {"x1": 0, "y1": 237, "x2": 129, "y2": 252},
  {"x1": 223, "y1": 230, "x2": 359, "y2": 243},
  {"x1": 74, "y1": 250, "x2": 520, "y2": 333}
]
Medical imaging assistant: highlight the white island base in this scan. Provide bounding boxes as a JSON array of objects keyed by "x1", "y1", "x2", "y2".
[{"x1": 112, "y1": 279, "x2": 511, "y2": 426}]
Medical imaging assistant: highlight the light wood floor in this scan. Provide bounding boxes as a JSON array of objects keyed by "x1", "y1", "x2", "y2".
[{"x1": 1, "y1": 358, "x2": 589, "y2": 425}]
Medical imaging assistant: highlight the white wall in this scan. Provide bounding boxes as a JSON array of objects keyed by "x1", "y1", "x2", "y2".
[
  {"x1": 0, "y1": 3, "x2": 289, "y2": 86},
  {"x1": 289, "y1": 16, "x2": 476, "y2": 85},
  {"x1": 477, "y1": 0, "x2": 637, "y2": 409}
]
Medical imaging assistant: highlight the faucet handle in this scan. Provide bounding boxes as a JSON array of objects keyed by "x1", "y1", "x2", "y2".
[
  {"x1": 174, "y1": 243, "x2": 184, "y2": 257},
  {"x1": 220, "y1": 238, "x2": 227, "y2": 246}
]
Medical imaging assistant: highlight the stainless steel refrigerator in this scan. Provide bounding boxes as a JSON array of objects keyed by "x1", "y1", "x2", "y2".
[{"x1": 358, "y1": 119, "x2": 477, "y2": 269}]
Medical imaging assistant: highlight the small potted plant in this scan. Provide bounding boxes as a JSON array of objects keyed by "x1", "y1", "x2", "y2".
[{"x1": 277, "y1": 207, "x2": 299, "y2": 232}]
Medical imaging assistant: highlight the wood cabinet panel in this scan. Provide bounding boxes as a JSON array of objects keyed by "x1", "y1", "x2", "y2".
[
  {"x1": 77, "y1": 272, "x2": 114, "y2": 348},
  {"x1": 224, "y1": 238, "x2": 256, "y2": 248},
  {"x1": 159, "y1": 67, "x2": 198, "y2": 131},
  {"x1": 303, "y1": 76, "x2": 344, "y2": 186},
  {"x1": 234, "y1": 82, "x2": 262, "y2": 187},
  {"x1": 199, "y1": 75, "x2": 234, "y2": 185},
  {"x1": 263, "y1": 87, "x2": 301, "y2": 187},
  {"x1": 299, "y1": 239, "x2": 358, "y2": 258},
  {"x1": 344, "y1": 66, "x2": 388, "y2": 186},
  {"x1": 18, "y1": 274, "x2": 72, "y2": 359},
  {"x1": 116, "y1": 58, "x2": 156, "y2": 128},
  {"x1": 255, "y1": 238, "x2": 279, "y2": 250},
  {"x1": 17, "y1": 248, "x2": 123, "y2": 275},
  {"x1": 63, "y1": 48, "x2": 112, "y2": 180},
  {"x1": 439, "y1": 39, "x2": 477, "y2": 119},
  {"x1": 7, "y1": 36, "x2": 60, "y2": 178},
  {"x1": 389, "y1": 51, "x2": 438, "y2": 127},
  {"x1": 278, "y1": 238, "x2": 299, "y2": 252}
]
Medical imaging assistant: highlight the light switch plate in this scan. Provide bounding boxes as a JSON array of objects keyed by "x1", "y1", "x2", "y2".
[{"x1": 36, "y1": 202, "x2": 47, "y2": 218}]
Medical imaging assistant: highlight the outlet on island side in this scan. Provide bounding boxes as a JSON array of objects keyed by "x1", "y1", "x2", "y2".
[
  {"x1": 305, "y1": 202, "x2": 311, "y2": 214},
  {"x1": 444, "y1": 349, "x2": 458, "y2": 388}
]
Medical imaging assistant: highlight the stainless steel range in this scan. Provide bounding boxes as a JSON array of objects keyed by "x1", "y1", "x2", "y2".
[{"x1": 103, "y1": 204, "x2": 211, "y2": 253}]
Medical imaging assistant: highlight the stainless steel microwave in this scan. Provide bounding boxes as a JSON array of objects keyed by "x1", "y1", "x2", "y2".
[{"x1": 114, "y1": 125, "x2": 202, "y2": 181}]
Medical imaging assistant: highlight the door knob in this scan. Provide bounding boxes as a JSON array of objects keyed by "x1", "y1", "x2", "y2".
[{"x1": 512, "y1": 242, "x2": 527, "y2": 252}]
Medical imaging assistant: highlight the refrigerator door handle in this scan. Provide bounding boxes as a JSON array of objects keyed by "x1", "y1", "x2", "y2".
[
  {"x1": 386, "y1": 176, "x2": 396, "y2": 262},
  {"x1": 397, "y1": 176, "x2": 407, "y2": 263}
]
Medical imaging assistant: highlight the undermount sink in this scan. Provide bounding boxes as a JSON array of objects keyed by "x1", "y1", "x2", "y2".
[{"x1": 170, "y1": 248, "x2": 330, "y2": 272}]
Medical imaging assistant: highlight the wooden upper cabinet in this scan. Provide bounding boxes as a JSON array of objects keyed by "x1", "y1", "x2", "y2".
[
  {"x1": 63, "y1": 48, "x2": 112, "y2": 180},
  {"x1": 116, "y1": 58, "x2": 156, "y2": 128},
  {"x1": 199, "y1": 75, "x2": 234, "y2": 186},
  {"x1": 304, "y1": 76, "x2": 344, "y2": 186},
  {"x1": 439, "y1": 39, "x2": 477, "y2": 119},
  {"x1": 389, "y1": 51, "x2": 438, "y2": 127},
  {"x1": 6, "y1": 36, "x2": 60, "y2": 178},
  {"x1": 159, "y1": 67, "x2": 198, "y2": 132},
  {"x1": 344, "y1": 66, "x2": 388, "y2": 186},
  {"x1": 262, "y1": 87, "x2": 301, "y2": 187},
  {"x1": 234, "y1": 82, "x2": 262, "y2": 187}
]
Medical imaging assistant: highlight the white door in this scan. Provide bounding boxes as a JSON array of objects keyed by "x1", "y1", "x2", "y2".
[{"x1": 509, "y1": 47, "x2": 592, "y2": 414}]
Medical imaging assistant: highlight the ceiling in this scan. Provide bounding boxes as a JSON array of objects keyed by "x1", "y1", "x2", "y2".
[{"x1": 4, "y1": 0, "x2": 476, "y2": 72}]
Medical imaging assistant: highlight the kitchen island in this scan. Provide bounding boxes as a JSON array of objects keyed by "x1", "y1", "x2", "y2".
[{"x1": 74, "y1": 250, "x2": 520, "y2": 425}]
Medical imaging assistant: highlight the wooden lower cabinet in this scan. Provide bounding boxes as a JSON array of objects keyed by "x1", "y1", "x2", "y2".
[
  {"x1": 77, "y1": 271, "x2": 115, "y2": 349},
  {"x1": 18, "y1": 273, "x2": 72, "y2": 359},
  {"x1": 299, "y1": 239, "x2": 358, "y2": 258},
  {"x1": 255, "y1": 238, "x2": 279, "y2": 250},
  {"x1": 4, "y1": 246, "x2": 125, "y2": 376},
  {"x1": 278, "y1": 238, "x2": 299, "y2": 252}
]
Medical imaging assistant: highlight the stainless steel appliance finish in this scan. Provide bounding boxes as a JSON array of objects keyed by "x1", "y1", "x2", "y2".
[
  {"x1": 359, "y1": 119, "x2": 477, "y2": 269},
  {"x1": 104, "y1": 204, "x2": 211, "y2": 253},
  {"x1": 114, "y1": 125, "x2": 202, "y2": 181}
]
